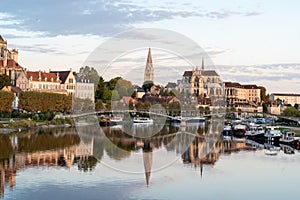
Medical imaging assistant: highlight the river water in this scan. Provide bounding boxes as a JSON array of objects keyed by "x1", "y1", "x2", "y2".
[{"x1": 1, "y1": 121, "x2": 299, "y2": 200}]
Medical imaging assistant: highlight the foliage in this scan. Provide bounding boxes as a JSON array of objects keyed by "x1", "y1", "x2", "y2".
[
  {"x1": 259, "y1": 86, "x2": 269, "y2": 102},
  {"x1": 95, "y1": 76, "x2": 105, "y2": 100},
  {"x1": 18, "y1": 91, "x2": 72, "y2": 113},
  {"x1": 0, "y1": 91, "x2": 14, "y2": 112},
  {"x1": 95, "y1": 99, "x2": 105, "y2": 111},
  {"x1": 283, "y1": 106, "x2": 300, "y2": 117},
  {"x1": 72, "y1": 98, "x2": 94, "y2": 113},
  {"x1": 78, "y1": 66, "x2": 100, "y2": 89},
  {"x1": 9, "y1": 119, "x2": 37, "y2": 128},
  {"x1": 142, "y1": 81, "x2": 154, "y2": 92},
  {"x1": 0, "y1": 74, "x2": 11, "y2": 90}
]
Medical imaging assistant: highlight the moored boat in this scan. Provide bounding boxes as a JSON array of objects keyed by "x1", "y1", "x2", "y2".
[{"x1": 133, "y1": 117, "x2": 153, "y2": 124}]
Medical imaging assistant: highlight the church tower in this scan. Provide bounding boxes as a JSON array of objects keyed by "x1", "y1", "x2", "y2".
[{"x1": 144, "y1": 48, "x2": 154, "y2": 82}]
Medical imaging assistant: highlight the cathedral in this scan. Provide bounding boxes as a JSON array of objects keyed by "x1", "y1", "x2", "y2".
[
  {"x1": 0, "y1": 35, "x2": 24, "y2": 86},
  {"x1": 144, "y1": 48, "x2": 154, "y2": 83}
]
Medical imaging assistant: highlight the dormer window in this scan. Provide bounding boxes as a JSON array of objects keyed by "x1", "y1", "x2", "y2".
[{"x1": 45, "y1": 77, "x2": 47, "y2": 81}]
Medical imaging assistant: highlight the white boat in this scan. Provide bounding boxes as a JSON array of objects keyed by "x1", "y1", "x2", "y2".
[
  {"x1": 133, "y1": 117, "x2": 153, "y2": 124},
  {"x1": 264, "y1": 126, "x2": 282, "y2": 142},
  {"x1": 186, "y1": 116, "x2": 206, "y2": 123}
]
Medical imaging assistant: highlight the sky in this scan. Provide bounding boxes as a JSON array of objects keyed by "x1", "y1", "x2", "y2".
[{"x1": 0, "y1": 0, "x2": 299, "y2": 93}]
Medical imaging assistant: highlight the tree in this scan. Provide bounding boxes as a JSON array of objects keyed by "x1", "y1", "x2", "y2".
[
  {"x1": 0, "y1": 74, "x2": 11, "y2": 90},
  {"x1": 95, "y1": 76, "x2": 105, "y2": 100},
  {"x1": 142, "y1": 81, "x2": 153, "y2": 92},
  {"x1": 0, "y1": 91, "x2": 14, "y2": 113},
  {"x1": 78, "y1": 66, "x2": 100, "y2": 89},
  {"x1": 259, "y1": 86, "x2": 269, "y2": 102},
  {"x1": 294, "y1": 103, "x2": 299, "y2": 110}
]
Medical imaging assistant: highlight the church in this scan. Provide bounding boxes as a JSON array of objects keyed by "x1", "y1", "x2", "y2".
[{"x1": 0, "y1": 35, "x2": 24, "y2": 86}]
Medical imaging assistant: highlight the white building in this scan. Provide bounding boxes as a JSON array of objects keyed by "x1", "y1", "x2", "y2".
[{"x1": 74, "y1": 77, "x2": 94, "y2": 101}]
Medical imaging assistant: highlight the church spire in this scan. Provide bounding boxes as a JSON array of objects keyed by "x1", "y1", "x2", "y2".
[
  {"x1": 144, "y1": 48, "x2": 154, "y2": 82},
  {"x1": 147, "y1": 48, "x2": 152, "y2": 64}
]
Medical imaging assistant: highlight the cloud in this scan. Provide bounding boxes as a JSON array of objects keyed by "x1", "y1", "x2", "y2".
[{"x1": 0, "y1": 1, "x2": 263, "y2": 37}]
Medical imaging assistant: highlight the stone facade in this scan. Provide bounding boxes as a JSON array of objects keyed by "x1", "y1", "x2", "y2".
[
  {"x1": 0, "y1": 35, "x2": 24, "y2": 86},
  {"x1": 270, "y1": 93, "x2": 300, "y2": 106}
]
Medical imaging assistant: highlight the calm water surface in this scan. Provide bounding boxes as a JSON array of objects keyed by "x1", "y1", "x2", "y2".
[{"x1": 1, "y1": 123, "x2": 299, "y2": 200}]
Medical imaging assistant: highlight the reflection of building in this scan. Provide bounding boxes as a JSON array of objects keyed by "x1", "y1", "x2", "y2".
[
  {"x1": 0, "y1": 136, "x2": 93, "y2": 197},
  {"x1": 144, "y1": 48, "x2": 154, "y2": 83},
  {"x1": 178, "y1": 59, "x2": 224, "y2": 99}
]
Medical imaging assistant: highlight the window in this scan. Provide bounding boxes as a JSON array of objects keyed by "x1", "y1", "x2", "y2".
[{"x1": 69, "y1": 78, "x2": 73, "y2": 83}]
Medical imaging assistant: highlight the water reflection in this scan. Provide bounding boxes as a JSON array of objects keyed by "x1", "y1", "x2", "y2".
[{"x1": 1, "y1": 124, "x2": 300, "y2": 198}]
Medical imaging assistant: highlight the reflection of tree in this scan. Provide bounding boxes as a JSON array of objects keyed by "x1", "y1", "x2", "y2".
[
  {"x1": 105, "y1": 143, "x2": 131, "y2": 160},
  {"x1": 18, "y1": 134, "x2": 80, "y2": 152},
  {"x1": 78, "y1": 156, "x2": 98, "y2": 172},
  {"x1": 0, "y1": 136, "x2": 13, "y2": 161}
]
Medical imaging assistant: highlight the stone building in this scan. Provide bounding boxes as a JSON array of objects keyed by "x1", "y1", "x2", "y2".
[
  {"x1": 0, "y1": 35, "x2": 24, "y2": 86},
  {"x1": 50, "y1": 69, "x2": 76, "y2": 95},
  {"x1": 178, "y1": 60, "x2": 224, "y2": 99},
  {"x1": 16, "y1": 70, "x2": 67, "y2": 94},
  {"x1": 224, "y1": 82, "x2": 261, "y2": 105},
  {"x1": 270, "y1": 93, "x2": 300, "y2": 106}
]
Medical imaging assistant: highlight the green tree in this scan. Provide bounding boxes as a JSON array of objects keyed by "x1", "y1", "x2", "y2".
[
  {"x1": 0, "y1": 74, "x2": 11, "y2": 90},
  {"x1": 259, "y1": 86, "x2": 269, "y2": 102},
  {"x1": 78, "y1": 66, "x2": 100, "y2": 89},
  {"x1": 294, "y1": 103, "x2": 299, "y2": 110},
  {"x1": 142, "y1": 81, "x2": 154, "y2": 92},
  {"x1": 95, "y1": 76, "x2": 105, "y2": 100}
]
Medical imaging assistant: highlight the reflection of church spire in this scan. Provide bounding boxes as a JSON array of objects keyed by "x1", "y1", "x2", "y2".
[
  {"x1": 202, "y1": 57, "x2": 204, "y2": 70},
  {"x1": 144, "y1": 48, "x2": 154, "y2": 82},
  {"x1": 143, "y1": 140, "x2": 153, "y2": 186},
  {"x1": 200, "y1": 162, "x2": 203, "y2": 179}
]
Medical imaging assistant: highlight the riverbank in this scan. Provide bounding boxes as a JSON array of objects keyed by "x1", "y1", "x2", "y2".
[{"x1": 0, "y1": 118, "x2": 74, "y2": 134}]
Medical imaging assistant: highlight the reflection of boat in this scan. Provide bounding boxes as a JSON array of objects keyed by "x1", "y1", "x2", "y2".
[
  {"x1": 133, "y1": 117, "x2": 153, "y2": 124},
  {"x1": 280, "y1": 130, "x2": 296, "y2": 145},
  {"x1": 169, "y1": 116, "x2": 205, "y2": 124},
  {"x1": 110, "y1": 117, "x2": 123, "y2": 125},
  {"x1": 222, "y1": 125, "x2": 233, "y2": 139},
  {"x1": 264, "y1": 126, "x2": 282, "y2": 143},
  {"x1": 264, "y1": 143, "x2": 280, "y2": 156},
  {"x1": 280, "y1": 144, "x2": 295, "y2": 154},
  {"x1": 246, "y1": 139, "x2": 264, "y2": 149},
  {"x1": 186, "y1": 117, "x2": 206, "y2": 123}
]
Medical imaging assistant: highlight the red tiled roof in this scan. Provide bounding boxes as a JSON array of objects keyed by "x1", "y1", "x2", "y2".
[
  {"x1": 6, "y1": 59, "x2": 23, "y2": 69},
  {"x1": 26, "y1": 71, "x2": 59, "y2": 82}
]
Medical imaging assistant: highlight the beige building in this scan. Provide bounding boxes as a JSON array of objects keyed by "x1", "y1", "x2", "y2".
[
  {"x1": 225, "y1": 82, "x2": 261, "y2": 105},
  {"x1": 0, "y1": 35, "x2": 24, "y2": 86},
  {"x1": 50, "y1": 69, "x2": 76, "y2": 95},
  {"x1": 270, "y1": 93, "x2": 300, "y2": 106},
  {"x1": 16, "y1": 70, "x2": 67, "y2": 94}
]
